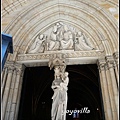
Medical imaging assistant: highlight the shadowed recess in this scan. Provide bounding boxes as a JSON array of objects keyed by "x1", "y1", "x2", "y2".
[{"x1": 18, "y1": 64, "x2": 104, "y2": 120}]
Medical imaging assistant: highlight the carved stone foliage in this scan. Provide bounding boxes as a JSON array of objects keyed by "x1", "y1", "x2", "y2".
[
  {"x1": 4, "y1": 61, "x2": 24, "y2": 75},
  {"x1": 27, "y1": 22, "x2": 96, "y2": 54},
  {"x1": 48, "y1": 53, "x2": 66, "y2": 72}
]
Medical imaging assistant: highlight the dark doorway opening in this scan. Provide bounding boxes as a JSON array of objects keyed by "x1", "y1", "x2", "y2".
[{"x1": 18, "y1": 64, "x2": 104, "y2": 120}]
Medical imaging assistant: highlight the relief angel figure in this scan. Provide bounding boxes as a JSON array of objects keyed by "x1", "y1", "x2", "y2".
[
  {"x1": 74, "y1": 31, "x2": 95, "y2": 51},
  {"x1": 28, "y1": 34, "x2": 46, "y2": 53}
]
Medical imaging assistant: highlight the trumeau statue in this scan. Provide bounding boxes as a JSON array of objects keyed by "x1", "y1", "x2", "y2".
[
  {"x1": 51, "y1": 71, "x2": 69, "y2": 120},
  {"x1": 49, "y1": 54, "x2": 69, "y2": 120},
  {"x1": 27, "y1": 22, "x2": 96, "y2": 53}
]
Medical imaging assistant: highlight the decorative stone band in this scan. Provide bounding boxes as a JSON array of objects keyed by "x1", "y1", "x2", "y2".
[{"x1": 17, "y1": 50, "x2": 104, "y2": 61}]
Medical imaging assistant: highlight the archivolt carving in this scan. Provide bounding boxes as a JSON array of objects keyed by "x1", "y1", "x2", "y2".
[{"x1": 27, "y1": 22, "x2": 96, "y2": 53}]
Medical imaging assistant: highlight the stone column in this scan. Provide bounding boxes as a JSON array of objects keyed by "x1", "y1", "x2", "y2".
[
  {"x1": 105, "y1": 56, "x2": 118, "y2": 114},
  {"x1": 2, "y1": 66, "x2": 8, "y2": 97},
  {"x1": 113, "y1": 61, "x2": 118, "y2": 88},
  {"x1": 113, "y1": 52, "x2": 119, "y2": 87},
  {"x1": 14, "y1": 66, "x2": 25, "y2": 120},
  {"x1": 2, "y1": 66, "x2": 6, "y2": 82},
  {"x1": 2, "y1": 64, "x2": 15, "y2": 120},
  {"x1": 4, "y1": 69, "x2": 17, "y2": 120},
  {"x1": 105, "y1": 63, "x2": 117, "y2": 120},
  {"x1": 97, "y1": 59, "x2": 112, "y2": 120},
  {"x1": 9, "y1": 64, "x2": 25, "y2": 120}
]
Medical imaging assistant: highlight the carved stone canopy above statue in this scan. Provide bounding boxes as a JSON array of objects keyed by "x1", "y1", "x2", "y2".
[{"x1": 27, "y1": 22, "x2": 96, "y2": 54}]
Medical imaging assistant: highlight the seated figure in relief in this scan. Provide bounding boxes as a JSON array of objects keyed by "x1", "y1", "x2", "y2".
[
  {"x1": 74, "y1": 32, "x2": 95, "y2": 51},
  {"x1": 47, "y1": 22, "x2": 63, "y2": 51},
  {"x1": 60, "y1": 25, "x2": 74, "y2": 50},
  {"x1": 28, "y1": 34, "x2": 46, "y2": 53}
]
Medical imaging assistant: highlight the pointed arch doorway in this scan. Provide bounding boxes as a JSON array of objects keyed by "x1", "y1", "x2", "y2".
[{"x1": 18, "y1": 64, "x2": 104, "y2": 120}]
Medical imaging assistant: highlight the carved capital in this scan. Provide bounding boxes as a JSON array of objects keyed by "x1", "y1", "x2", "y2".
[
  {"x1": 7, "y1": 66, "x2": 15, "y2": 73},
  {"x1": 2, "y1": 65, "x2": 8, "y2": 71},
  {"x1": 97, "y1": 59, "x2": 106, "y2": 72},
  {"x1": 112, "y1": 61, "x2": 117, "y2": 68},
  {"x1": 105, "y1": 63, "x2": 109, "y2": 71},
  {"x1": 113, "y1": 52, "x2": 119, "y2": 60},
  {"x1": 14, "y1": 63, "x2": 25, "y2": 75},
  {"x1": 113, "y1": 52, "x2": 119, "y2": 67},
  {"x1": 105, "y1": 56, "x2": 115, "y2": 69}
]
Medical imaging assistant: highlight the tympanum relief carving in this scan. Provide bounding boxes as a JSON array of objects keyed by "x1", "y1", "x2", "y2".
[{"x1": 27, "y1": 22, "x2": 95, "y2": 53}]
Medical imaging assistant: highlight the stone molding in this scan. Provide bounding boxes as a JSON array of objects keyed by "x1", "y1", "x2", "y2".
[{"x1": 17, "y1": 50, "x2": 104, "y2": 62}]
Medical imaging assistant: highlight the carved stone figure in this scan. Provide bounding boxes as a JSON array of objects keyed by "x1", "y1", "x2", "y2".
[
  {"x1": 28, "y1": 34, "x2": 46, "y2": 53},
  {"x1": 48, "y1": 54, "x2": 66, "y2": 72},
  {"x1": 49, "y1": 53, "x2": 69, "y2": 120},
  {"x1": 60, "y1": 72, "x2": 69, "y2": 120},
  {"x1": 54, "y1": 66, "x2": 63, "y2": 80},
  {"x1": 75, "y1": 31, "x2": 94, "y2": 51},
  {"x1": 27, "y1": 22, "x2": 96, "y2": 53},
  {"x1": 60, "y1": 25, "x2": 74, "y2": 50},
  {"x1": 47, "y1": 22, "x2": 63, "y2": 51},
  {"x1": 51, "y1": 70, "x2": 69, "y2": 120}
]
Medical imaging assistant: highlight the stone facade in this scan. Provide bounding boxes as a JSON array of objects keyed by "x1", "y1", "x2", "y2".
[{"x1": 1, "y1": 0, "x2": 118, "y2": 120}]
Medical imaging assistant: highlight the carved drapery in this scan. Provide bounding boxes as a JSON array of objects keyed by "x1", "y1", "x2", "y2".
[{"x1": 48, "y1": 53, "x2": 69, "y2": 120}]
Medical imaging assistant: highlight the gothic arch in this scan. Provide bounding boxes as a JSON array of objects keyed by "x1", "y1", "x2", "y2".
[
  {"x1": 2, "y1": 0, "x2": 118, "y2": 120},
  {"x1": 2, "y1": 0, "x2": 118, "y2": 62}
]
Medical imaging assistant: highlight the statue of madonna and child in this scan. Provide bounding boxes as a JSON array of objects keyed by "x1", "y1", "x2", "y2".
[{"x1": 50, "y1": 65, "x2": 69, "y2": 120}]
